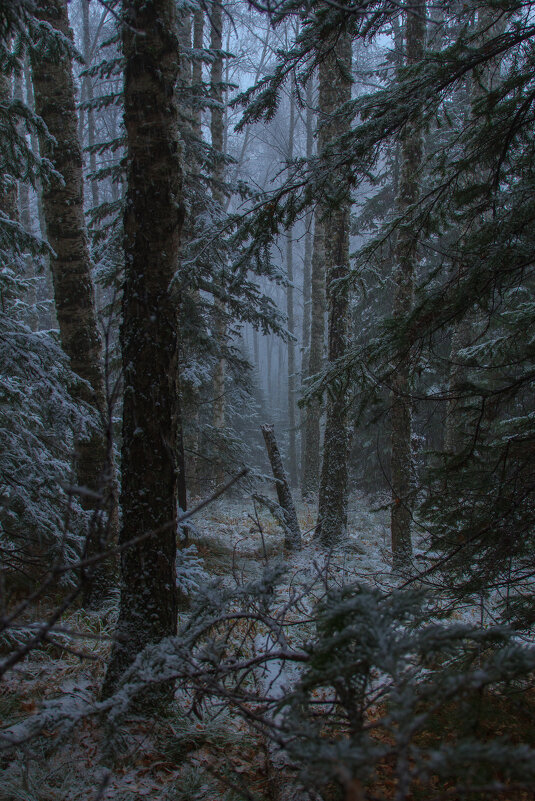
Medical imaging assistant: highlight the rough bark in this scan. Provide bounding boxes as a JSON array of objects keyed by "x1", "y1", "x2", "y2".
[
  {"x1": 390, "y1": 1, "x2": 426, "y2": 569},
  {"x1": 316, "y1": 33, "x2": 352, "y2": 546},
  {"x1": 210, "y1": 3, "x2": 227, "y2": 488},
  {"x1": 261, "y1": 425, "x2": 301, "y2": 550},
  {"x1": 300, "y1": 79, "x2": 316, "y2": 494},
  {"x1": 286, "y1": 90, "x2": 298, "y2": 487},
  {"x1": 102, "y1": 0, "x2": 183, "y2": 698},
  {"x1": 30, "y1": 0, "x2": 117, "y2": 606},
  {"x1": 302, "y1": 213, "x2": 325, "y2": 498}
]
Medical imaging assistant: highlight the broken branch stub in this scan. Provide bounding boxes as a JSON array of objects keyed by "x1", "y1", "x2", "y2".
[{"x1": 260, "y1": 424, "x2": 302, "y2": 550}]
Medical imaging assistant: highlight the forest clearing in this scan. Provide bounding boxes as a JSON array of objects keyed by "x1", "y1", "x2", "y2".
[{"x1": 2, "y1": 0, "x2": 535, "y2": 798}]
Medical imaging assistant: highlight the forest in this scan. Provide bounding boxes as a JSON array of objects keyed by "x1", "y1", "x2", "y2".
[{"x1": 1, "y1": 0, "x2": 535, "y2": 798}]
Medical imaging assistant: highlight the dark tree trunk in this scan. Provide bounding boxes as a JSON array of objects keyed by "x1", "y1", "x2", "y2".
[
  {"x1": 316, "y1": 33, "x2": 352, "y2": 546},
  {"x1": 30, "y1": 0, "x2": 117, "y2": 607},
  {"x1": 286, "y1": 89, "x2": 298, "y2": 487},
  {"x1": 102, "y1": 0, "x2": 184, "y2": 698},
  {"x1": 302, "y1": 212, "x2": 325, "y2": 498}
]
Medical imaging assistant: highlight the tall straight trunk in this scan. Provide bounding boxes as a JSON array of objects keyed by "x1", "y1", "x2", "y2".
[
  {"x1": 210, "y1": 3, "x2": 226, "y2": 488},
  {"x1": 176, "y1": 6, "x2": 192, "y2": 512},
  {"x1": 278, "y1": 338, "x2": 285, "y2": 415},
  {"x1": 316, "y1": 34, "x2": 352, "y2": 546},
  {"x1": 300, "y1": 79, "x2": 314, "y2": 491},
  {"x1": 390, "y1": 0, "x2": 426, "y2": 569},
  {"x1": 30, "y1": 0, "x2": 117, "y2": 606},
  {"x1": 253, "y1": 326, "x2": 259, "y2": 366},
  {"x1": 286, "y1": 89, "x2": 298, "y2": 487},
  {"x1": 82, "y1": 0, "x2": 99, "y2": 210},
  {"x1": 102, "y1": 0, "x2": 183, "y2": 697},
  {"x1": 302, "y1": 212, "x2": 325, "y2": 498},
  {"x1": 267, "y1": 334, "x2": 273, "y2": 409}
]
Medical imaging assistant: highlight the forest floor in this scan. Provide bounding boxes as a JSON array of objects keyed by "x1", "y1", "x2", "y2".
[{"x1": 0, "y1": 490, "x2": 472, "y2": 801}]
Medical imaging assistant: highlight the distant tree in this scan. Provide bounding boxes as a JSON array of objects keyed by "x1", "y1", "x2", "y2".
[
  {"x1": 390, "y1": 0, "x2": 426, "y2": 569},
  {"x1": 300, "y1": 77, "x2": 314, "y2": 491},
  {"x1": 80, "y1": 0, "x2": 99, "y2": 211},
  {"x1": 210, "y1": 1, "x2": 227, "y2": 489}
]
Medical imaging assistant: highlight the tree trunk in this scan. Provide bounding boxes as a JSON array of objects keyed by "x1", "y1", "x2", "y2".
[
  {"x1": 102, "y1": 0, "x2": 183, "y2": 698},
  {"x1": 30, "y1": 0, "x2": 117, "y2": 607},
  {"x1": 286, "y1": 90, "x2": 298, "y2": 487},
  {"x1": 300, "y1": 78, "x2": 315, "y2": 494},
  {"x1": 302, "y1": 212, "x2": 325, "y2": 498},
  {"x1": 316, "y1": 33, "x2": 352, "y2": 546},
  {"x1": 390, "y1": 0, "x2": 426, "y2": 569},
  {"x1": 261, "y1": 425, "x2": 301, "y2": 550}
]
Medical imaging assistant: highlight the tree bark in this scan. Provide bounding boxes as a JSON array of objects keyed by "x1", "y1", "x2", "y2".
[
  {"x1": 286, "y1": 89, "x2": 298, "y2": 487},
  {"x1": 300, "y1": 78, "x2": 316, "y2": 495},
  {"x1": 302, "y1": 212, "x2": 325, "y2": 498},
  {"x1": 261, "y1": 424, "x2": 301, "y2": 550},
  {"x1": 102, "y1": 0, "x2": 183, "y2": 698},
  {"x1": 30, "y1": 0, "x2": 117, "y2": 606},
  {"x1": 390, "y1": 0, "x2": 426, "y2": 569},
  {"x1": 316, "y1": 33, "x2": 352, "y2": 547}
]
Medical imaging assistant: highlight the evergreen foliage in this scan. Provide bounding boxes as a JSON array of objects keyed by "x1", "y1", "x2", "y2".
[{"x1": 1, "y1": 13, "x2": 90, "y2": 585}]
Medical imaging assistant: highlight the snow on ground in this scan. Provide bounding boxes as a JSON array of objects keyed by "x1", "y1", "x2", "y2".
[{"x1": 0, "y1": 488, "x2": 482, "y2": 800}]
